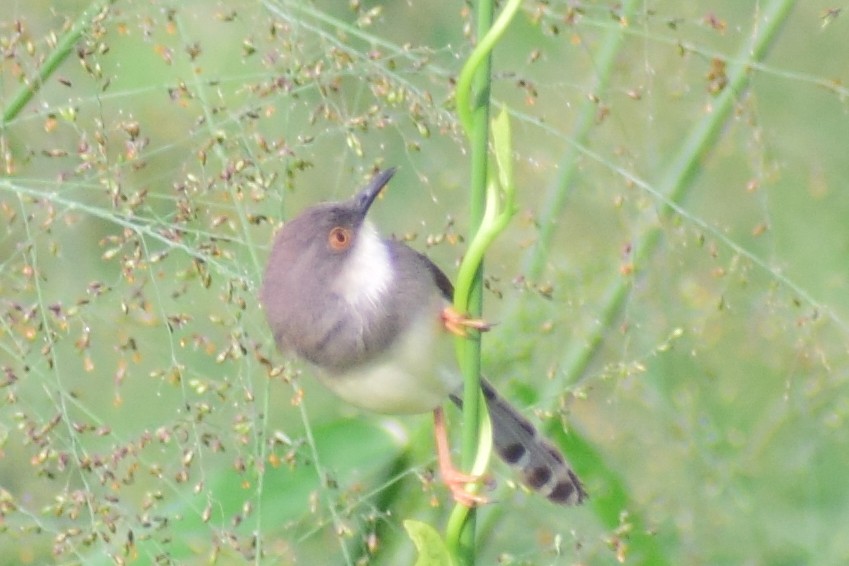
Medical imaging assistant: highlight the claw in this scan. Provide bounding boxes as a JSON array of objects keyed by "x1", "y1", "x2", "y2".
[
  {"x1": 441, "y1": 466, "x2": 487, "y2": 507},
  {"x1": 441, "y1": 306, "x2": 491, "y2": 337}
]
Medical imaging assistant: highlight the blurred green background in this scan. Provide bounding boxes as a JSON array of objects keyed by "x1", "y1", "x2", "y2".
[{"x1": 2, "y1": 0, "x2": 848, "y2": 564}]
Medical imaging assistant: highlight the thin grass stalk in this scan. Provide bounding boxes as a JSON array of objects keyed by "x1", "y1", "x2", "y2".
[
  {"x1": 551, "y1": 1, "x2": 795, "y2": 562},
  {"x1": 1, "y1": 0, "x2": 117, "y2": 127}
]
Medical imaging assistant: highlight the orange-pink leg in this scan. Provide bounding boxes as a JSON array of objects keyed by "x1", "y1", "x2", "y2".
[{"x1": 432, "y1": 406, "x2": 486, "y2": 507}]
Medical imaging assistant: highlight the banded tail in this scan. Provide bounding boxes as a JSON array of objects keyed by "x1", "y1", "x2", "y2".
[{"x1": 451, "y1": 379, "x2": 587, "y2": 505}]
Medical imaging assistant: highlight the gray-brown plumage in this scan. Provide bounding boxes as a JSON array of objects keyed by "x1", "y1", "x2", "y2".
[{"x1": 260, "y1": 168, "x2": 586, "y2": 505}]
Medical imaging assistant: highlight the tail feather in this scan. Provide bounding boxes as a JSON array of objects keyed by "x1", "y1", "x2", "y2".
[{"x1": 451, "y1": 379, "x2": 587, "y2": 506}]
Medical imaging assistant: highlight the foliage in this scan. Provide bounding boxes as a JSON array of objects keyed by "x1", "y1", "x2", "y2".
[{"x1": 2, "y1": 1, "x2": 848, "y2": 564}]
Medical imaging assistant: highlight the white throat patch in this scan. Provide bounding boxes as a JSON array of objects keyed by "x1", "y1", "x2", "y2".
[{"x1": 335, "y1": 221, "x2": 393, "y2": 308}]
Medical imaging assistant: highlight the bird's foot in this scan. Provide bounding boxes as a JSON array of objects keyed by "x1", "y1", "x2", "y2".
[
  {"x1": 433, "y1": 406, "x2": 488, "y2": 507},
  {"x1": 439, "y1": 462, "x2": 488, "y2": 508},
  {"x1": 441, "y1": 306, "x2": 491, "y2": 337}
]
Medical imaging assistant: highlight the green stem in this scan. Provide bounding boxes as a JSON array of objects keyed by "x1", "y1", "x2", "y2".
[
  {"x1": 449, "y1": 1, "x2": 492, "y2": 564},
  {"x1": 446, "y1": 0, "x2": 524, "y2": 563},
  {"x1": 454, "y1": 0, "x2": 524, "y2": 138},
  {"x1": 1, "y1": 0, "x2": 118, "y2": 127},
  {"x1": 456, "y1": 12, "x2": 489, "y2": 562},
  {"x1": 446, "y1": 107, "x2": 517, "y2": 553}
]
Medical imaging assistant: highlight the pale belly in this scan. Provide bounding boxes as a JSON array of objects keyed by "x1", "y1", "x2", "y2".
[{"x1": 316, "y1": 309, "x2": 460, "y2": 414}]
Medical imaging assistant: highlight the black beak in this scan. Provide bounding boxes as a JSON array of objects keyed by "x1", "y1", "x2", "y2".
[{"x1": 353, "y1": 167, "x2": 396, "y2": 216}]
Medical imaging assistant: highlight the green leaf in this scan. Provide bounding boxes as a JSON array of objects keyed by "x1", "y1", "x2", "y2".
[
  {"x1": 404, "y1": 519, "x2": 455, "y2": 566},
  {"x1": 491, "y1": 105, "x2": 513, "y2": 192}
]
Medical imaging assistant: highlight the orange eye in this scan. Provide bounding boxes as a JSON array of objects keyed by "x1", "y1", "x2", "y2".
[{"x1": 328, "y1": 226, "x2": 352, "y2": 250}]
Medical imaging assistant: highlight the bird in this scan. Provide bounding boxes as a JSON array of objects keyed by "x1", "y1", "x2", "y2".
[{"x1": 260, "y1": 167, "x2": 586, "y2": 507}]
